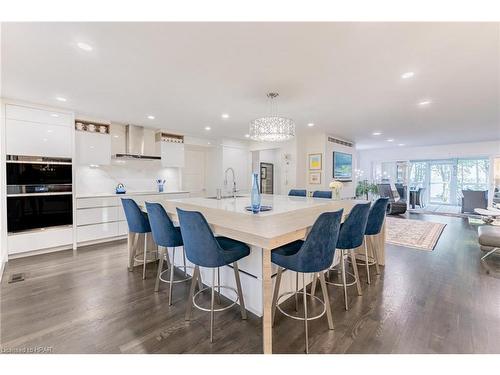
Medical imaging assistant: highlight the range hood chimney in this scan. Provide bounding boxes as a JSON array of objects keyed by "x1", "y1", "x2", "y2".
[{"x1": 114, "y1": 125, "x2": 161, "y2": 160}]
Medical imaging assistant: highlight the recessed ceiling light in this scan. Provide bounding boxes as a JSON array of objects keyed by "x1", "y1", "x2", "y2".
[
  {"x1": 204, "y1": 126, "x2": 211, "y2": 131},
  {"x1": 387, "y1": 139, "x2": 394, "y2": 142},
  {"x1": 221, "y1": 113, "x2": 229, "y2": 119},
  {"x1": 56, "y1": 97, "x2": 67, "y2": 102},
  {"x1": 401, "y1": 71, "x2": 415, "y2": 79},
  {"x1": 50, "y1": 113, "x2": 59, "y2": 117},
  {"x1": 418, "y1": 100, "x2": 432, "y2": 106},
  {"x1": 147, "y1": 115, "x2": 155, "y2": 120},
  {"x1": 77, "y1": 42, "x2": 93, "y2": 52},
  {"x1": 113, "y1": 135, "x2": 119, "y2": 138},
  {"x1": 244, "y1": 134, "x2": 250, "y2": 138},
  {"x1": 307, "y1": 123, "x2": 315, "y2": 127},
  {"x1": 398, "y1": 143, "x2": 406, "y2": 146},
  {"x1": 372, "y1": 132, "x2": 382, "y2": 136}
]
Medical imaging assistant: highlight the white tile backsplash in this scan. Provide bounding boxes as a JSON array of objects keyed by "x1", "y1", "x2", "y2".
[{"x1": 76, "y1": 160, "x2": 180, "y2": 195}]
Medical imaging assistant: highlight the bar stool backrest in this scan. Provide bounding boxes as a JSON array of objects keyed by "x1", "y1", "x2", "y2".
[
  {"x1": 312, "y1": 190, "x2": 332, "y2": 199},
  {"x1": 145, "y1": 202, "x2": 183, "y2": 247},
  {"x1": 294, "y1": 210, "x2": 343, "y2": 273},
  {"x1": 365, "y1": 198, "x2": 389, "y2": 236},
  {"x1": 176, "y1": 208, "x2": 226, "y2": 268},
  {"x1": 337, "y1": 202, "x2": 371, "y2": 249},
  {"x1": 289, "y1": 189, "x2": 307, "y2": 197},
  {"x1": 121, "y1": 198, "x2": 151, "y2": 233}
]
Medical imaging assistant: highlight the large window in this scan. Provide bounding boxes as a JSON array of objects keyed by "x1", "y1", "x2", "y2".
[{"x1": 457, "y1": 158, "x2": 489, "y2": 200}]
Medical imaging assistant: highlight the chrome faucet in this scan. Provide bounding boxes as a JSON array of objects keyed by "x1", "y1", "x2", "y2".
[{"x1": 224, "y1": 167, "x2": 237, "y2": 198}]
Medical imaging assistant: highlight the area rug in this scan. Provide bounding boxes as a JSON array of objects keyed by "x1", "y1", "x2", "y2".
[{"x1": 385, "y1": 217, "x2": 446, "y2": 251}]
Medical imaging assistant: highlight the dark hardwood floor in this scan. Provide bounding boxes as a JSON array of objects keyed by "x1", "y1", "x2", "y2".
[{"x1": 1, "y1": 214, "x2": 499, "y2": 354}]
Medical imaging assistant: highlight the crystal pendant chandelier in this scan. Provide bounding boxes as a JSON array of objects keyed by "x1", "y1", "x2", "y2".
[{"x1": 249, "y1": 92, "x2": 295, "y2": 142}]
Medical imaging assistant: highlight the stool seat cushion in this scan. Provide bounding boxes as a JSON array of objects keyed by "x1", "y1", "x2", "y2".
[
  {"x1": 271, "y1": 239, "x2": 305, "y2": 270},
  {"x1": 215, "y1": 236, "x2": 251, "y2": 264},
  {"x1": 478, "y1": 225, "x2": 500, "y2": 249}
]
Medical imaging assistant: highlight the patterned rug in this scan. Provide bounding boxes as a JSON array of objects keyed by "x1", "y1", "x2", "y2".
[{"x1": 385, "y1": 217, "x2": 446, "y2": 251}]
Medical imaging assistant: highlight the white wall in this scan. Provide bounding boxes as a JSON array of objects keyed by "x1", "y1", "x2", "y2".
[
  {"x1": 358, "y1": 140, "x2": 500, "y2": 179},
  {"x1": 0, "y1": 96, "x2": 7, "y2": 279}
]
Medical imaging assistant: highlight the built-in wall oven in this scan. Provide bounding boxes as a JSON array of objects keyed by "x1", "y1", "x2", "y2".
[{"x1": 6, "y1": 155, "x2": 73, "y2": 233}]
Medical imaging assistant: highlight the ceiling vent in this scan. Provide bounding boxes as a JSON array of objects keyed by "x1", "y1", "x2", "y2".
[{"x1": 327, "y1": 136, "x2": 353, "y2": 148}]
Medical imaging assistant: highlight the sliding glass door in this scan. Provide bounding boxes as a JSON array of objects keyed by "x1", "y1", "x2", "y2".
[{"x1": 429, "y1": 160, "x2": 456, "y2": 205}]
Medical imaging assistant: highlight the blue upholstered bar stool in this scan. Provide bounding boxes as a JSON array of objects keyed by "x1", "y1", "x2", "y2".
[
  {"x1": 324, "y1": 202, "x2": 371, "y2": 310},
  {"x1": 312, "y1": 190, "x2": 332, "y2": 199},
  {"x1": 176, "y1": 208, "x2": 249, "y2": 343},
  {"x1": 146, "y1": 202, "x2": 194, "y2": 305},
  {"x1": 362, "y1": 198, "x2": 389, "y2": 284},
  {"x1": 289, "y1": 189, "x2": 307, "y2": 197},
  {"x1": 121, "y1": 198, "x2": 155, "y2": 280},
  {"x1": 271, "y1": 210, "x2": 343, "y2": 353}
]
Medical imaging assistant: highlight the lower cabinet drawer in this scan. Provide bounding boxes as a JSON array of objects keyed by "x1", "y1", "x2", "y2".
[
  {"x1": 118, "y1": 221, "x2": 128, "y2": 236},
  {"x1": 77, "y1": 207, "x2": 119, "y2": 225},
  {"x1": 8, "y1": 226, "x2": 73, "y2": 255},
  {"x1": 77, "y1": 222, "x2": 119, "y2": 243}
]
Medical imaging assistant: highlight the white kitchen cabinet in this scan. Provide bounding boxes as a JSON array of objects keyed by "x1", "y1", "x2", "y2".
[
  {"x1": 77, "y1": 222, "x2": 119, "y2": 243},
  {"x1": 76, "y1": 131, "x2": 111, "y2": 166},
  {"x1": 6, "y1": 104, "x2": 73, "y2": 126},
  {"x1": 76, "y1": 207, "x2": 119, "y2": 226},
  {"x1": 6, "y1": 119, "x2": 72, "y2": 157},
  {"x1": 8, "y1": 226, "x2": 73, "y2": 255},
  {"x1": 159, "y1": 142, "x2": 185, "y2": 167},
  {"x1": 76, "y1": 196, "x2": 119, "y2": 209}
]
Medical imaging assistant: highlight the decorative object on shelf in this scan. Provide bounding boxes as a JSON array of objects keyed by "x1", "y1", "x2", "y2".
[
  {"x1": 308, "y1": 153, "x2": 322, "y2": 170},
  {"x1": 355, "y1": 180, "x2": 379, "y2": 200},
  {"x1": 333, "y1": 151, "x2": 353, "y2": 181},
  {"x1": 115, "y1": 183, "x2": 126, "y2": 194},
  {"x1": 245, "y1": 205, "x2": 272, "y2": 212},
  {"x1": 309, "y1": 172, "x2": 321, "y2": 184},
  {"x1": 155, "y1": 132, "x2": 184, "y2": 144},
  {"x1": 157, "y1": 179, "x2": 166, "y2": 192},
  {"x1": 329, "y1": 180, "x2": 344, "y2": 200},
  {"x1": 75, "y1": 119, "x2": 110, "y2": 134},
  {"x1": 249, "y1": 92, "x2": 295, "y2": 142},
  {"x1": 251, "y1": 172, "x2": 262, "y2": 213}
]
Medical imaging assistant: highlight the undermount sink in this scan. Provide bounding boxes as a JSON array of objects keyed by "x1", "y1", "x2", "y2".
[{"x1": 206, "y1": 195, "x2": 246, "y2": 199}]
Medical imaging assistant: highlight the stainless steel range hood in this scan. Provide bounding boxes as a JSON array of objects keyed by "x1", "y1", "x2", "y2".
[{"x1": 113, "y1": 124, "x2": 161, "y2": 160}]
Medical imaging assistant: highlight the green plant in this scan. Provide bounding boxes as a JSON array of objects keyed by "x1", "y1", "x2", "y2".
[{"x1": 356, "y1": 180, "x2": 379, "y2": 200}]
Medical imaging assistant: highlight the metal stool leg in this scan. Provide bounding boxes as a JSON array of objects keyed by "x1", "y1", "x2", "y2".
[
  {"x1": 142, "y1": 233, "x2": 148, "y2": 280},
  {"x1": 154, "y1": 246, "x2": 165, "y2": 292},
  {"x1": 128, "y1": 233, "x2": 138, "y2": 271},
  {"x1": 185, "y1": 266, "x2": 199, "y2": 321},
  {"x1": 168, "y1": 247, "x2": 176, "y2": 306},
  {"x1": 481, "y1": 247, "x2": 500, "y2": 260},
  {"x1": 233, "y1": 262, "x2": 247, "y2": 320},
  {"x1": 271, "y1": 267, "x2": 283, "y2": 327},
  {"x1": 350, "y1": 251, "x2": 363, "y2": 296},
  {"x1": 210, "y1": 268, "x2": 216, "y2": 343},
  {"x1": 310, "y1": 273, "x2": 318, "y2": 297},
  {"x1": 295, "y1": 272, "x2": 299, "y2": 311},
  {"x1": 182, "y1": 249, "x2": 188, "y2": 277},
  {"x1": 370, "y1": 236, "x2": 381, "y2": 275},
  {"x1": 364, "y1": 239, "x2": 371, "y2": 285},
  {"x1": 319, "y1": 272, "x2": 334, "y2": 330},
  {"x1": 341, "y1": 250, "x2": 348, "y2": 310},
  {"x1": 217, "y1": 267, "x2": 221, "y2": 304},
  {"x1": 302, "y1": 273, "x2": 309, "y2": 354}
]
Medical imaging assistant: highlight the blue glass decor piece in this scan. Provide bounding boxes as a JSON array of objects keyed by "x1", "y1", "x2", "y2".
[{"x1": 251, "y1": 172, "x2": 261, "y2": 214}]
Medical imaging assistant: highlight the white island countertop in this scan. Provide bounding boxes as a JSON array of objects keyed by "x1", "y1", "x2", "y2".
[
  {"x1": 157, "y1": 194, "x2": 369, "y2": 249},
  {"x1": 76, "y1": 190, "x2": 189, "y2": 199}
]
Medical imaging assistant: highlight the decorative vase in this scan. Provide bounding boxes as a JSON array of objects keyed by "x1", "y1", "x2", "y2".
[
  {"x1": 333, "y1": 189, "x2": 341, "y2": 201},
  {"x1": 251, "y1": 172, "x2": 261, "y2": 213}
]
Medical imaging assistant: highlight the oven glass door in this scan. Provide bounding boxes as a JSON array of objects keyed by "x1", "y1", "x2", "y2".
[
  {"x1": 7, "y1": 194, "x2": 73, "y2": 233},
  {"x1": 7, "y1": 162, "x2": 72, "y2": 185}
]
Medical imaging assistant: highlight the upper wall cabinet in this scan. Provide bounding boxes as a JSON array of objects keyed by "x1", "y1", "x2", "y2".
[
  {"x1": 160, "y1": 142, "x2": 185, "y2": 167},
  {"x1": 76, "y1": 131, "x2": 111, "y2": 166},
  {"x1": 5, "y1": 104, "x2": 73, "y2": 158}
]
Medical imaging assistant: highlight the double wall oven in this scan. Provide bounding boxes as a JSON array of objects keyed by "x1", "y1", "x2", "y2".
[{"x1": 6, "y1": 155, "x2": 73, "y2": 233}]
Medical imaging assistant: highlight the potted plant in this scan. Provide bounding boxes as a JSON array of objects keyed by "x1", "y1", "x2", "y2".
[{"x1": 356, "y1": 180, "x2": 379, "y2": 200}]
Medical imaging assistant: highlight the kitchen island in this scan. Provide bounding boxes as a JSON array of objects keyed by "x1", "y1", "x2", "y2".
[{"x1": 143, "y1": 194, "x2": 385, "y2": 354}]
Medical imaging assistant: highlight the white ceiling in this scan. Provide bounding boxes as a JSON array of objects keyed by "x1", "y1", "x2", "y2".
[{"x1": 1, "y1": 22, "x2": 499, "y2": 149}]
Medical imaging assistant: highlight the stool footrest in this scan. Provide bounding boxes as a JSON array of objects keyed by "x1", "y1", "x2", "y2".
[
  {"x1": 192, "y1": 285, "x2": 239, "y2": 313},
  {"x1": 276, "y1": 291, "x2": 326, "y2": 321}
]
